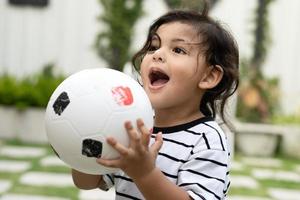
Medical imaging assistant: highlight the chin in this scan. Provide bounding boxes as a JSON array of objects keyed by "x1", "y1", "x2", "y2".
[{"x1": 149, "y1": 99, "x2": 168, "y2": 111}]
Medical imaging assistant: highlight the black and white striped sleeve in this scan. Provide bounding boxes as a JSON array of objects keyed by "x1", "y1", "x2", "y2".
[{"x1": 100, "y1": 174, "x2": 115, "y2": 191}]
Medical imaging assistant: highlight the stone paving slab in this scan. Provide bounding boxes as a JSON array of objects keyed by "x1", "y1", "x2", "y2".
[
  {"x1": 1, "y1": 142, "x2": 300, "y2": 200},
  {"x1": 268, "y1": 188, "x2": 300, "y2": 200},
  {"x1": 252, "y1": 168, "x2": 300, "y2": 183},
  {"x1": 295, "y1": 165, "x2": 300, "y2": 174},
  {"x1": 79, "y1": 188, "x2": 115, "y2": 200},
  {"x1": 20, "y1": 172, "x2": 73, "y2": 187},
  {"x1": 40, "y1": 156, "x2": 67, "y2": 167},
  {"x1": 0, "y1": 146, "x2": 46, "y2": 158},
  {"x1": 0, "y1": 194, "x2": 70, "y2": 200},
  {"x1": 230, "y1": 175, "x2": 259, "y2": 189},
  {"x1": 229, "y1": 196, "x2": 273, "y2": 200},
  {"x1": 231, "y1": 161, "x2": 245, "y2": 171},
  {"x1": 0, "y1": 160, "x2": 31, "y2": 172},
  {"x1": 241, "y1": 157, "x2": 282, "y2": 168},
  {"x1": 0, "y1": 180, "x2": 12, "y2": 194}
]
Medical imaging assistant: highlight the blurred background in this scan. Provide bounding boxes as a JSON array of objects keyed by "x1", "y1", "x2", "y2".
[{"x1": 0, "y1": 0, "x2": 299, "y2": 199}]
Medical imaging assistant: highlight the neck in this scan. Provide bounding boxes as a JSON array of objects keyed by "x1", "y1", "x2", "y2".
[{"x1": 154, "y1": 107, "x2": 204, "y2": 127}]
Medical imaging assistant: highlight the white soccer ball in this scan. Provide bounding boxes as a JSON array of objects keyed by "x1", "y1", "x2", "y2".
[{"x1": 45, "y1": 68, "x2": 153, "y2": 175}]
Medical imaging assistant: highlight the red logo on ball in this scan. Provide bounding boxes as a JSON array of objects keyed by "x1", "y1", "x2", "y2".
[{"x1": 112, "y1": 86, "x2": 134, "y2": 106}]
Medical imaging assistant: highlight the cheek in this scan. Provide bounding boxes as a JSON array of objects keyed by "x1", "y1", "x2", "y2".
[
  {"x1": 173, "y1": 69, "x2": 202, "y2": 90},
  {"x1": 141, "y1": 54, "x2": 151, "y2": 66},
  {"x1": 173, "y1": 67, "x2": 197, "y2": 82},
  {"x1": 140, "y1": 63, "x2": 148, "y2": 84}
]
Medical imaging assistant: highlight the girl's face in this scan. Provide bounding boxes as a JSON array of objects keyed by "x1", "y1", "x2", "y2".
[{"x1": 140, "y1": 22, "x2": 209, "y2": 114}]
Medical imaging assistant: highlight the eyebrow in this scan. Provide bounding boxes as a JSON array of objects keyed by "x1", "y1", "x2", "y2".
[
  {"x1": 151, "y1": 35, "x2": 186, "y2": 42},
  {"x1": 171, "y1": 38, "x2": 201, "y2": 46},
  {"x1": 171, "y1": 38, "x2": 186, "y2": 42},
  {"x1": 151, "y1": 35, "x2": 200, "y2": 46}
]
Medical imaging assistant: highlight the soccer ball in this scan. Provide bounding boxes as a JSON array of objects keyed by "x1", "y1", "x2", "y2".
[{"x1": 45, "y1": 68, "x2": 153, "y2": 175}]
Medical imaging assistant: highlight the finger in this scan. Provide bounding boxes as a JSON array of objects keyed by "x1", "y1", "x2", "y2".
[
  {"x1": 137, "y1": 119, "x2": 151, "y2": 147},
  {"x1": 124, "y1": 121, "x2": 141, "y2": 148},
  {"x1": 96, "y1": 158, "x2": 120, "y2": 168},
  {"x1": 150, "y1": 132, "x2": 163, "y2": 153},
  {"x1": 106, "y1": 137, "x2": 129, "y2": 156}
]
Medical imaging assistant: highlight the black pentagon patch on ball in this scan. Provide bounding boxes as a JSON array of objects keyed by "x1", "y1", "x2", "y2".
[
  {"x1": 82, "y1": 139, "x2": 103, "y2": 158},
  {"x1": 53, "y1": 91, "x2": 70, "y2": 115}
]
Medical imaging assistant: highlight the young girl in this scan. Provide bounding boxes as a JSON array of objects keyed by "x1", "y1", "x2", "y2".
[{"x1": 72, "y1": 6, "x2": 239, "y2": 200}]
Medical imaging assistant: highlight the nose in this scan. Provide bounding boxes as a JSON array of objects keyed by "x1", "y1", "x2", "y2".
[{"x1": 152, "y1": 48, "x2": 166, "y2": 63}]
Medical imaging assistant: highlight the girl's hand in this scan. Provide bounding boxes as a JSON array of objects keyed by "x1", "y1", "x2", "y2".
[{"x1": 96, "y1": 119, "x2": 163, "y2": 181}]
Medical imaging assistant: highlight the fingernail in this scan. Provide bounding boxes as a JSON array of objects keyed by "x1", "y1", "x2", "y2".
[
  {"x1": 125, "y1": 121, "x2": 132, "y2": 129},
  {"x1": 158, "y1": 132, "x2": 163, "y2": 138},
  {"x1": 137, "y1": 118, "x2": 144, "y2": 126},
  {"x1": 107, "y1": 137, "x2": 116, "y2": 144}
]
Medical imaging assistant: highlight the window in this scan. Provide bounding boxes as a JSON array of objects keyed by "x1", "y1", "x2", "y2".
[{"x1": 9, "y1": 0, "x2": 49, "y2": 7}]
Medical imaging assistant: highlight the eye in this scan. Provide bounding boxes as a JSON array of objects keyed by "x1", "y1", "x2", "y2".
[
  {"x1": 148, "y1": 45, "x2": 159, "y2": 52},
  {"x1": 173, "y1": 47, "x2": 186, "y2": 54}
]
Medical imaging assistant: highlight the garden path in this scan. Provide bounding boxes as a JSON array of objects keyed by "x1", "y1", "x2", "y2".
[{"x1": 0, "y1": 141, "x2": 299, "y2": 200}]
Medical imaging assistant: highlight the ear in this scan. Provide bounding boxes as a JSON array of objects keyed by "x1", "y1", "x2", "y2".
[{"x1": 198, "y1": 65, "x2": 224, "y2": 89}]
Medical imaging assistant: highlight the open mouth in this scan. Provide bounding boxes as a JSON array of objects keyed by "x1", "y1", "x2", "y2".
[{"x1": 149, "y1": 69, "x2": 170, "y2": 86}]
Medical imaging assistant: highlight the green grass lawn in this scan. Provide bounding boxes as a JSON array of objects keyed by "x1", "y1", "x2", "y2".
[
  {"x1": 1, "y1": 139, "x2": 300, "y2": 199},
  {"x1": 0, "y1": 139, "x2": 80, "y2": 199},
  {"x1": 228, "y1": 154, "x2": 300, "y2": 197}
]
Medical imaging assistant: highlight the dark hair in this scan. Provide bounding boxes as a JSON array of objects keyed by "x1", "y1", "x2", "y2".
[{"x1": 132, "y1": 7, "x2": 239, "y2": 125}]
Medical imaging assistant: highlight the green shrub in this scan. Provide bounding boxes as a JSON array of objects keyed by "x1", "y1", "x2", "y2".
[
  {"x1": 0, "y1": 65, "x2": 65, "y2": 109},
  {"x1": 236, "y1": 60, "x2": 280, "y2": 123},
  {"x1": 95, "y1": 0, "x2": 143, "y2": 71},
  {"x1": 271, "y1": 114, "x2": 300, "y2": 125},
  {"x1": 0, "y1": 74, "x2": 19, "y2": 106}
]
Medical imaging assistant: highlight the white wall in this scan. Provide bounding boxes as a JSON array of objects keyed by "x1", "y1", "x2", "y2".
[
  {"x1": 0, "y1": 0, "x2": 299, "y2": 115},
  {"x1": 211, "y1": 0, "x2": 300, "y2": 115},
  {"x1": 0, "y1": 0, "x2": 106, "y2": 76},
  {"x1": 211, "y1": 0, "x2": 256, "y2": 60},
  {"x1": 0, "y1": 0, "x2": 167, "y2": 77},
  {"x1": 264, "y1": 0, "x2": 300, "y2": 114}
]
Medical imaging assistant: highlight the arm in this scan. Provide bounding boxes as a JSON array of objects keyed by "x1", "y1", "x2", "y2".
[
  {"x1": 71, "y1": 169, "x2": 104, "y2": 190},
  {"x1": 97, "y1": 119, "x2": 192, "y2": 200}
]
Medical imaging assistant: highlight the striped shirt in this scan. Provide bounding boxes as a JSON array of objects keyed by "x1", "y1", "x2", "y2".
[{"x1": 102, "y1": 117, "x2": 231, "y2": 200}]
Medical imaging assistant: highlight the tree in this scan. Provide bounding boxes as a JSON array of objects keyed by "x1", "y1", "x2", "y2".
[
  {"x1": 237, "y1": 0, "x2": 279, "y2": 123},
  {"x1": 95, "y1": 0, "x2": 143, "y2": 72},
  {"x1": 251, "y1": 0, "x2": 274, "y2": 69},
  {"x1": 164, "y1": 0, "x2": 220, "y2": 11}
]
